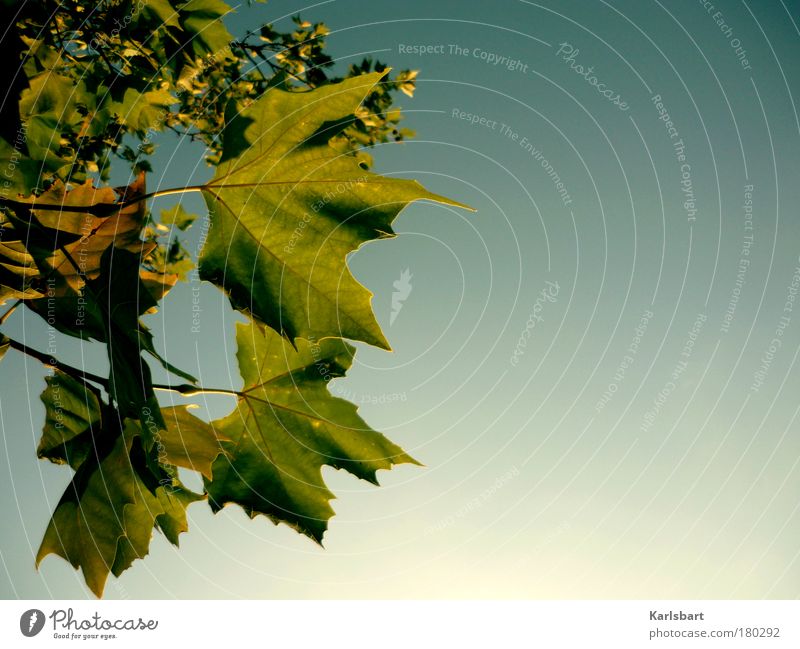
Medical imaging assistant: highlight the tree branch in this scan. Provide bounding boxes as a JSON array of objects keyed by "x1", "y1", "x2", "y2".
[
  {"x1": 4, "y1": 337, "x2": 239, "y2": 398},
  {"x1": 4, "y1": 336, "x2": 108, "y2": 388},
  {"x1": 0, "y1": 300, "x2": 21, "y2": 326},
  {"x1": 238, "y1": 43, "x2": 268, "y2": 82}
]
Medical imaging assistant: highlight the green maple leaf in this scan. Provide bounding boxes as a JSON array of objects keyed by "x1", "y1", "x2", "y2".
[
  {"x1": 178, "y1": 0, "x2": 235, "y2": 59},
  {"x1": 36, "y1": 421, "x2": 202, "y2": 598},
  {"x1": 109, "y1": 88, "x2": 177, "y2": 135},
  {"x1": 0, "y1": 137, "x2": 42, "y2": 197},
  {"x1": 138, "y1": 0, "x2": 182, "y2": 29},
  {"x1": 18, "y1": 72, "x2": 87, "y2": 171},
  {"x1": 160, "y1": 203, "x2": 198, "y2": 231},
  {"x1": 205, "y1": 321, "x2": 419, "y2": 542},
  {"x1": 160, "y1": 405, "x2": 229, "y2": 478},
  {"x1": 199, "y1": 71, "x2": 470, "y2": 349}
]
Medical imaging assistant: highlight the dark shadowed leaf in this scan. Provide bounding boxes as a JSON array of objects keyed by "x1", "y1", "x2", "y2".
[
  {"x1": 37, "y1": 370, "x2": 102, "y2": 470},
  {"x1": 36, "y1": 421, "x2": 202, "y2": 597}
]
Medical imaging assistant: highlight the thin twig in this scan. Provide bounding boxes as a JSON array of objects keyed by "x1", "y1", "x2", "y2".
[
  {"x1": 239, "y1": 44, "x2": 268, "y2": 82},
  {"x1": 4, "y1": 337, "x2": 239, "y2": 398},
  {"x1": 0, "y1": 185, "x2": 205, "y2": 215},
  {"x1": 0, "y1": 300, "x2": 21, "y2": 326},
  {"x1": 4, "y1": 337, "x2": 109, "y2": 387}
]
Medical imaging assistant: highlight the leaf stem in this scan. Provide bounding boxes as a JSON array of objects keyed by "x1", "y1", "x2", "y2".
[
  {"x1": 152, "y1": 383, "x2": 240, "y2": 397},
  {"x1": 126, "y1": 186, "x2": 206, "y2": 206},
  {"x1": 0, "y1": 300, "x2": 21, "y2": 326},
  {"x1": 3, "y1": 336, "x2": 109, "y2": 388},
  {"x1": 3, "y1": 337, "x2": 239, "y2": 398},
  {"x1": 0, "y1": 186, "x2": 206, "y2": 215}
]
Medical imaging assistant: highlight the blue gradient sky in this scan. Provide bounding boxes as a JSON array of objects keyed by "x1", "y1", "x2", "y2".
[{"x1": 2, "y1": 0, "x2": 800, "y2": 598}]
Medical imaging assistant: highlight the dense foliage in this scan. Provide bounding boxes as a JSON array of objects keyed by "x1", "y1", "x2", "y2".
[{"x1": 0, "y1": 0, "x2": 464, "y2": 596}]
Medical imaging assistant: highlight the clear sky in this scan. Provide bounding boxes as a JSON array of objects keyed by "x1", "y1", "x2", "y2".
[{"x1": 2, "y1": 0, "x2": 800, "y2": 598}]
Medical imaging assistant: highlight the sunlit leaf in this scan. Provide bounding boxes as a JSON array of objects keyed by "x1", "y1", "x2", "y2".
[
  {"x1": 206, "y1": 321, "x2": 419, "y2": 542},
  {"x1": 160, "y1": 203, "x2": 197, "y2": 231},
  {"x1": 199, "y1": 71, "x2": 470, "y2": 348}
]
